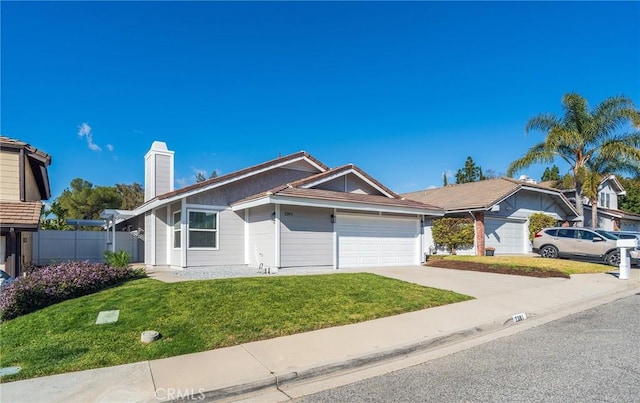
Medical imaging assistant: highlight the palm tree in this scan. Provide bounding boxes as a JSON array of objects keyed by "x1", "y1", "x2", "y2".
[{"x1": 507, "y1": 93, "x2": 640, "y2": 226}]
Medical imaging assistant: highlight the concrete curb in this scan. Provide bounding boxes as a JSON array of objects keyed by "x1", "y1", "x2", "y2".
[{"x1": 175, "y1": 286, "x2": 639, "y2": 402}]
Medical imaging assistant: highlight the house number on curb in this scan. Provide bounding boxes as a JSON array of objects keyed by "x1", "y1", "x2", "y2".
[{"x1": 512, "y1": 313, "x2": 527, "y2": 323}]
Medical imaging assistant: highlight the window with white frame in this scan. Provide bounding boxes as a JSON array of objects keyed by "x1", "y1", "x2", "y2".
[
  {"x1": 173, "y1": 211, "x2": 181, "y2": 248},
  {"x1": 606, "y1": 193, "x2": 611, "y2": 208},
  {"x1": 188, "y1": 210, "x2": 218, "y2": 248},
  {"x1": 600, "y1": 192, "x2": 605, "y2": 207}
]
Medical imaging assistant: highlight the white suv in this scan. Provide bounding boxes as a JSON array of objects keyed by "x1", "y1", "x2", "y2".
[{"x1": 607, "y1": 231, "x2": 640, "y2": 263}]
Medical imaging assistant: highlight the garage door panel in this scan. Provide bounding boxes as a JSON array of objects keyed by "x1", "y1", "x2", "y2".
[
  {"x1": 485, "y1": 218, "x2": 525, "y2": 254},
  {"x1": 337, "y1": 215, "x2": 419, "y2": 268}
]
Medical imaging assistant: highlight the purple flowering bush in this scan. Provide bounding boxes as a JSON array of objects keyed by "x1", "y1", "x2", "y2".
[{"x1": 0, "y1": 261, "x2": 146, "y2": 321}]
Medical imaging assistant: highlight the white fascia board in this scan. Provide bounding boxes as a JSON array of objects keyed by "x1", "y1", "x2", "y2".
[
  {"x1": 299, "y1": 170, "x2": 351, "y2": 189},
  {"x1": 300, "y1": 168, "x2": 396, "y2": 199},
  {"x1": 231, "y1": 197, "x2": 273, "y2": 211},
  {"x1": 584, "y1": 206, "x2": 623, "y2": 218},
  {"x1": 349, "y1": 169, "x2": 396, "y2": 198},
  {"x1": 232, "y1": 195, "x2": 442, "y2": 215},
  {"x1": 601, "y1": 175, "x2": 626, "y2": 195},
  {"x1": 299, "y1": 157, "x2": 329, "y2": 173},
  {"x1": 185, "y1": 203, "x2": 229, "y2": 211},
  {"x1": 134, "y1": 198, "x2": 166, "y2": 216},
  {"x1": 270, "y1": 195, "x2": 443, "y2": 216}
]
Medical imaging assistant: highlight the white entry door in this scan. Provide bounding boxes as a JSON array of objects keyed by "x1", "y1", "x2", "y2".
[{"x1": 336, "y1": 214, "x2": 419, "y2": 268}]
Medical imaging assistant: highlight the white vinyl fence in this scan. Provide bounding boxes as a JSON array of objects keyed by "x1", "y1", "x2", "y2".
[{"x1": 33, "y1": 230, "x2": 143, "y2": 266}]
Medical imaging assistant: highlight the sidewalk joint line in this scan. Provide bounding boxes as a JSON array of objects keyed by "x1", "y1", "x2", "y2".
[
  {"x1": 240, "y1": 344, "x2": 275, "y2": 375},
  {"x1": 147, "y1": 360, "x2": 159, "y2": 394}
]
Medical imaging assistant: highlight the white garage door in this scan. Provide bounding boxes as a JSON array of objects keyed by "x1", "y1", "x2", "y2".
[
  {"x1": 337, "y1": 214, "x2": 419, "y2": 268},
  {"x1": 485, "y1": 218, "x2": 526, "y2": 254}
]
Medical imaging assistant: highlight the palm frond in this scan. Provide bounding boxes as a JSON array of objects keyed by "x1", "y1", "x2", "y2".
[
  {"x1": 525, "y1": 114, "x2": 560, "y2": 134},
  {"x1": 591, "y1": 95, "x2": 640, "y2": 142},
  {"x1": 506, "y1": 142, "x2": 555, "y2": 176}
]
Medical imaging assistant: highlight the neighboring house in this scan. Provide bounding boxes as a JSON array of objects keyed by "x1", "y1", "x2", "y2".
[
  {"x1": 0, "y1": 136, "x2": 52, "y2": 276},
  {"x1": 116, "y1": 142, "x2": 443, "y2": 270},
  {"x1": 540, "y1": 175, "x2": 640, "y2": 231},
  {"x1": 403, "y1": 178, "x2": 579, "y2": 256}
]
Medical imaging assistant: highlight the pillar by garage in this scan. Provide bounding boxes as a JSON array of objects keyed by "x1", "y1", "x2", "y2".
[{"x1": 474, "y1": 211, "x2": 485, "y2": 256}]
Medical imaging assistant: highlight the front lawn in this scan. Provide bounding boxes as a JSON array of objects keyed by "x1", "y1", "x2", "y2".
[
  {"x1": 0, "y1": 273, "x2": 472, "y2": 382},
  {"x1": 425, "y1": 255, "x2": 615, "y2": 277}
]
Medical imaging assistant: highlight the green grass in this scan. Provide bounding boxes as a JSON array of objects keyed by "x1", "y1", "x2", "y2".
[
  {"x1": 0, "y1": 273, "x2": 472, "y2": 382},
  {"x1": 428, "y1": 255, "x2": 614, "y2": 275}
]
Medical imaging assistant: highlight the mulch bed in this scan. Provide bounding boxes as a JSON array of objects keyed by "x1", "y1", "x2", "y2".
[{"x1": 424, "y1": 259, "x2": 570, "y2": 279}]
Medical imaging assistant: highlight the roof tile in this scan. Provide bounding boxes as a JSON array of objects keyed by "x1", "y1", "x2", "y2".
[{"x1": 0, "y1": 201, "x2": 43, "y2": 228}]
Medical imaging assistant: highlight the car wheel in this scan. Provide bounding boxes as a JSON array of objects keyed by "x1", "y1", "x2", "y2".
[
  {"x1": 605, "y1": 251, "x2": 620, "y2": 267},
  {"x1": 540, "y1": 245, "x2": 558, "y2": 259}
]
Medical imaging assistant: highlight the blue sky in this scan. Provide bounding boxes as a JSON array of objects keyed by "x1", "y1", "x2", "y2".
[{"x1": 2, "y1": 1, "x2": 639, "y2": 201}]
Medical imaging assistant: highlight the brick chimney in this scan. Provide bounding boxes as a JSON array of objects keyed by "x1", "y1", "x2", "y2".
[{"x1": 144, "y1": 141, "x2": 174, "y2": 202}]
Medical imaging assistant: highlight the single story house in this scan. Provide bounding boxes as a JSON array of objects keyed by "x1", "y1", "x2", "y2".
[
  {"x1": 403, "y1": 178, "x2": 579, "y2": 256},
  {"x1": 0, "y1": 136, "x2": 52, "y2": 276},
  {"x1": 118, "y1": 142, "x2": 443, "y2": 271}
]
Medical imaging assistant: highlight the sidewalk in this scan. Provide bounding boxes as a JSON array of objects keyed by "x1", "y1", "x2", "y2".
[{"x1": 1, "y1": 266, "x2": 638, "y2": 403}]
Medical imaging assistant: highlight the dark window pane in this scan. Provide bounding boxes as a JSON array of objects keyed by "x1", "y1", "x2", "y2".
[
  {"x1": 189, "y1": 211, "x2": 216, "y2": 230},
  {"x1": 579, "y1": 230, "x2": 594, "y2": 241},
  {"x1": 174, "y1": 230, "x2": 181, "y2": 248},
  {"x1": 189, "y1": 231, "x2": 216, "y2": 248},
  {"x1": 545, "y1": 229, "x2": 558, "y2": 236},
  {"x1": 557, "y1": 229, "x2": 571, "y2": 238}
]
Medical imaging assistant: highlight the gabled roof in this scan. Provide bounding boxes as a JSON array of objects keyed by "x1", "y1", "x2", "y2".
[
  {"x1": 134, "y1": 151, "x2": 328, "y2": 214},
  {"x1": 0, "y1": 201, "x2": 42, "y2": 231},
  {"x1": 232, "y1": 187, "x2": 442, "y2": 215},
  {"x1": 403, "y1": 177, "x2": 577, "y2": 214},
  {"x1": 231, "y1": 164, "x2": 443, "y2": 215},
  {"x1": 0, "y1": 136, "x2": 52, "y2": 200},
  {"x1": 0, "y1": 136, "x2": 52, "y2": 165},
  {"x1": 287, "y1": 164, "x2": 400, "y2": 198},
  {"x1": 600, "y1": 175, "x2": 626, "y2": 195},
  {"x1": 582, "y1": 205, "x2": 640, "y2": 222},
  {"x1": 539, "y1": 174, "x2": 626, "y2": 196}
]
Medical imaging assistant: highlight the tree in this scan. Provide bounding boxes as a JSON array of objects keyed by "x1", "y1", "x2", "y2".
[
  {"x1": 455, "y1": 156, "x2": 485, "y2": 184},
  {"x1": 541, "y1": 165, "x2": 561, "y2": 181},
  {"x1": 619, "y1": 177, "x2": 640, "y2": 214},
  {"x1": 195, "y1": 172, "x2": 207, "y2": 182},
  {"x1": 507, "y1": 93, "x2": 640, "y2": 226},
  {"x1": 196, "y1": 170, "x2": 218, "y2": 183},
  {"x1": 57, "y1": 178, "x2": 122, "y2": 220},
  {"x1": 483, "y1": 169, "x2": 504, "y2": 179},
  {"x1": 40, "y1": 201, "x2": 73, "y2": 230},
  {"x1": 443, "y1": 172, "x2": 448, "y2": 186},
  {"x1": 115, "y1": 183, "x2": 144, "y2": 210},
  {"x1": 528, "y1": 212, "x2": 557, "y2": 241},
  {"x1": 431, "y1": 217, "x2": 475, "y2": 255}
]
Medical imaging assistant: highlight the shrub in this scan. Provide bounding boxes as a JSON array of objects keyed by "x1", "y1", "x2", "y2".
[
  {"x1": 0, "y1": 261, "x2": 146, "y2": 321},
  {"x1": 432, "y1": 217, "x2": 475, "y2": 255},
  {"x1": 103, "y1": 250, "x2": 131, "y2": 268},
  {"x1": 528, "y1": 212, "x2": 557, "y2": 241}
]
